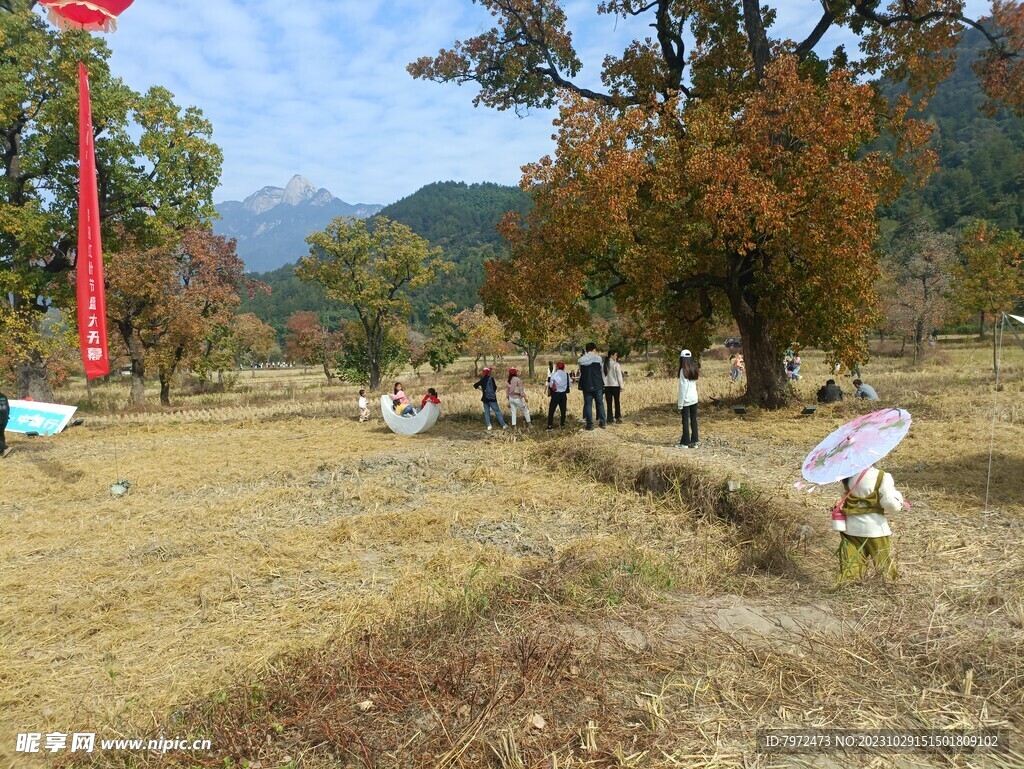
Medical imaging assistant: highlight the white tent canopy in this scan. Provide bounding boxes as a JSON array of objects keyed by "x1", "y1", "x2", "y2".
[{"x1": 1009, "y1": 314, "x2": 1024, "y2": 325}]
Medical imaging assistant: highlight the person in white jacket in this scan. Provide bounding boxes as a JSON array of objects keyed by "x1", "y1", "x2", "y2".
[
  {"x1": 602, "y1": 350, "x2": 625, "y2": 424},
  {"x1": 677, "y1": 349, "x2": 699, "y2": 448},
  {"x1": 836, "y1": 465, "x2": 903, "y2": 582}
]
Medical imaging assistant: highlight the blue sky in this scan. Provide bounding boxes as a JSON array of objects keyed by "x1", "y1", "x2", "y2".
[{"x1": 97, "y1": 0, "x2": 989, "y2": 206}]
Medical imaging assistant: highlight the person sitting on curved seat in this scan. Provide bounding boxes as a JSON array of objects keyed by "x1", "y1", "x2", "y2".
[
  {"x1": 420, "y1": 387, "x2": 441, "y2": 409},
  {"x1": 391, "y1": 382, "x2": 416, "y2": 416}
]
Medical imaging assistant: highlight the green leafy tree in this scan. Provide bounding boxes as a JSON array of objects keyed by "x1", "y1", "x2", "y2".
[
  {"x1": 231, "y1": 313, "x2": 278, "y2": 376},
  {"x1": 952, "y1": 220, "x2": 1024, "y2": 371},
  {"x1": 0, "y1": 9, "x2": 221, "y2": 398},
  {"x1": 334, "y1": 320, "x2": 409, "y2": 387},
  {"x1": 424, "y1": 303, "x2": 464, "y2": 372},
  {"x1": 296, "y1": 216, "x2": 450, "y2": 389}
]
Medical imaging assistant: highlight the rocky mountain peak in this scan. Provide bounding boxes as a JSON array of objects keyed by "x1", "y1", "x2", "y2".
[
  {"x1": 282, "y1": 175, "x2": 319, "y2": 206},
  {"x1": 241, "y1": 175, "x2": 329, "y2": 215}
]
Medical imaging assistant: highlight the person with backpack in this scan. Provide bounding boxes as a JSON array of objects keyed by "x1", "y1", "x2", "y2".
[
  {"x1": 834, "y1": 465, "x2": 903, "y2": 582},
  {"x1": 602, "y1": 350, "x2": 625, "y2": 424},
  {"x1": 506, "y1": 368, "x2": 531, "y2": 428},
  {"x1": 546, "y1": 362, "x2": 570, "y2": 430},
  {"x1": 0, "y1": 391, "x2": 9, "y2": 457},
  {"x1": 677, "y1": 350, "x2": 700, "y2": 448},
  {"x1": 474, "y1": 367, "x2": 507, "y2": 431},
  {"x1": 578, "y1": 342, "x2": 607, "y2": 430}
]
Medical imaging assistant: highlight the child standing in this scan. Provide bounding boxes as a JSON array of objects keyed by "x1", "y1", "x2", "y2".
[
  {"x1": 358, "y1": 389, "x2": 370, "y2": 422},
  {"x1": 677, "y1": 349, "x2": 699, "y2": 448},
  {"x1": 506, "y1": 368, "x2": 531, "y2": 428},
  {"x1": 836, "y1": 466, "x2": 903, "y2": 582}
]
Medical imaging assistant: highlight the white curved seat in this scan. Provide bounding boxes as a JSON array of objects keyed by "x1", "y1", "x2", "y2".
[{"x1": 379, "y1": 394, "x2": 441, "y2": 435}]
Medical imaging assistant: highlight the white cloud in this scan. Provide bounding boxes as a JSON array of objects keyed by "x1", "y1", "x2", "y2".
[{"x1": 100, "y1": 1, "x2": 994, "y2": 206}]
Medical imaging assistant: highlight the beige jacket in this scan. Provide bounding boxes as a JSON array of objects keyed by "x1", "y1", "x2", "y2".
[{"x1": 603, "y1": 359, "x2": 625, "y2": 388}]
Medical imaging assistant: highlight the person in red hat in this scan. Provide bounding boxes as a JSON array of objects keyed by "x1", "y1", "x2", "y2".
[
  {"x1": 473, "y1": 367, "x2": 506, "y2": 431},
  {"x1": 506, "y1": 368, "x2": 531, "y2": 428},
  {"x1": 546, "y1": 361, "x2": 570, "y2": 430}
]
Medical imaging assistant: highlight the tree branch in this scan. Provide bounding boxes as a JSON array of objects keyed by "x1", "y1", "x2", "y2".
[{"x1": 795, "y1": 3, "x2": 836, "y2": 59}]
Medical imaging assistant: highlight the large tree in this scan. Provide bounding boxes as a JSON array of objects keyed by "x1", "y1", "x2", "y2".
[
  {"x1": 411, "y1": 0, "x2": 1024, "y2": 406},
  {"x1": 284, "y1": 311, "x2": 344, "y2": 382},
  {"x1": 879, "y1": 220, "x2": 956, "y2": 364},
  {"x1": 0, "y1": 9, "x2": 221, "y2": 398},
  {"x1": 296, "y1": 217, "x2": 450, "y2": 390},
  {"x1": 951, "y1": 219, "x2": 1024, "y2": 371},
  {"x1": 105, "y1": 229, "x2": 249, "y2": 406}
]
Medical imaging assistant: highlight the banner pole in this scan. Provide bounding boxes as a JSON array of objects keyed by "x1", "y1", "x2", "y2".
[{"x1": 75, "y1": 61, "x2": 110, "y2": 381}]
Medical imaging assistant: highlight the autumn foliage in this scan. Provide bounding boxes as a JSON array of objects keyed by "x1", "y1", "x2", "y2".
[
  {"x1": 415, "y1": 0, "x2": 1024, "y2": 406},
  {"x1": 105, "y1": 229, "x2": 251, "y2": 406}
]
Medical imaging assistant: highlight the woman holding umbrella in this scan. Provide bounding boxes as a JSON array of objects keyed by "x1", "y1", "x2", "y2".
[{"x1": 802, "y1": 408, "x2": 911, "y2": 583}]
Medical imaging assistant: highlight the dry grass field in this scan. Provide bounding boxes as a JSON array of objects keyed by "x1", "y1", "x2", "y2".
[{"x1": 1, "y1": 342, "x2": 1022, "y2": 769}]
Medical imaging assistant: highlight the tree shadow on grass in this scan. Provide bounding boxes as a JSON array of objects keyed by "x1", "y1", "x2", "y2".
[{"x1": 911, "y1": 452, "x2": 1024, "y2": 509}]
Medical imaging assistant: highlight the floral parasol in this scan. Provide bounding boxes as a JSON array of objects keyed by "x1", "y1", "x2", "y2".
[{"x1": 801, "y1": 407, "x2": 912, "y2": 485}]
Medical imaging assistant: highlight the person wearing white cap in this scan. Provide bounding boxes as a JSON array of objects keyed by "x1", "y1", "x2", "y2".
[{"x1": 677, "y1": 349, "x2": 700, "y2": 448}]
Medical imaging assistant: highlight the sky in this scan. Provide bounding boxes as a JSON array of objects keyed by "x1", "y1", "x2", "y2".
[{"x1": 93, "y1": 0, "x2": 990, "y2": 207}]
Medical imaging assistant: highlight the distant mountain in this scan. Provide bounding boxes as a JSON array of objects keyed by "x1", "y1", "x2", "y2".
[
  {"x1": 239, "y1": 180, "x2": 532, "y2": 334},
  {"x1": 213, "y1": 175, "x2": 382, "y2": 272}
]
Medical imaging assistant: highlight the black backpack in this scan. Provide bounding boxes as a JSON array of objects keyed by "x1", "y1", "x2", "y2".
[{"x1": 0, "y1": 394, "x2": 9, "y2": 418}]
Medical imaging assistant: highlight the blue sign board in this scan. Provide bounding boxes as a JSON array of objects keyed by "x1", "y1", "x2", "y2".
[{"x1": 6, "y1": 400, "x2": 78, "y2": 436}]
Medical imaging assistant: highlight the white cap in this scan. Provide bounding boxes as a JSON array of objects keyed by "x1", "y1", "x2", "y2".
[{"x1": 680, "y1": 349, "x2": 692, "y2": 358}]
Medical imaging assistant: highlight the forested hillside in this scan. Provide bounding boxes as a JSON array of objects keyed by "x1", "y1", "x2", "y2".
[
  {"x1": 880, "y1": 29, "x2": 1024, "y2": 232},
  {"x1": 239, "y1": 181, "x2": 530, "y2": 334},
  {"x1": 241, "y1": 32, "x2": 1024, "y2": 340}
]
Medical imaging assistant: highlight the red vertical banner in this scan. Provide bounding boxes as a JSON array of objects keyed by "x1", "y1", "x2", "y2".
[{"x1": 76, "y1": 61, "x2": 110, "y2": 380}]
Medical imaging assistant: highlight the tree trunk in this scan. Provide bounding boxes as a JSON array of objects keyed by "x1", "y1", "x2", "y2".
[
  {"x1": 322, "y1": 358, "x2": 334, "y2": 383},
  {"x1": 115, "y1": 321, "x2": 148, "y2": 406},
  {"x1": 15, "y1": 349, "x2": 54, "y2": 401},
  {"x1": 979, "y1": 311, "x2": 986, "y2": 340},
  {"x1": 913, "y1": 318, "x2": 923, "y2": 366},
  {"x1": 159, "y1": 373, "x2": 171, "y2": 407},
  {"x1": 367, "y1": 330, "x2": 381, "y2": 391},
  {"x1": 729, "y1": 287, "x2": 788, "y2": 408},
  {"x1": 993, "y1": 328, "x2": 999, "y2": 374},
  {"x1": 527, "y1": 346, "x2": 537, "y2": 378}
]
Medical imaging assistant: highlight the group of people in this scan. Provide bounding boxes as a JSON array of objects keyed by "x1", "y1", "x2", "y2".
[
  {"x1": 816, "y1": 378, "x2": 880, "y2": 403},
  {"x1": 474, "y1": 343, "x2": 627, "y2": 432}
]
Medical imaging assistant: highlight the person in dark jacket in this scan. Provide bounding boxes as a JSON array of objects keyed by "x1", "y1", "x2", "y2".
[
  {"x1": 817, "y1": 379, "x2": 845, "y2": 404},
  {"x1": 473, "y1": 367, "x2": 507, "y2": 431},
  {"x1": 0, "y1": 391, "x2": 9, "y2": 457},
  {"x1": 578, "y1": 342, "x2": 607, "y2": 430}
]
